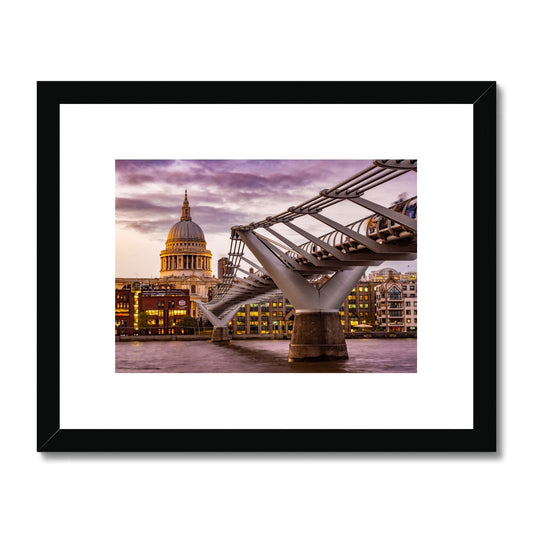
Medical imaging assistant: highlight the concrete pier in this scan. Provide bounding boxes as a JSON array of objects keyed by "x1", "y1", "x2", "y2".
[
  {"x1": 288, "y1": 311, "x2": 348, "y2": 362},
  {"x1": 211, "y1": 326, "x2": 231, "y2": 342}
]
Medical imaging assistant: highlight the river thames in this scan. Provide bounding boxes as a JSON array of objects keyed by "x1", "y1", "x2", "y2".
[{"x1": 115, "y1": 338, "x2": 416, "y2": 373}]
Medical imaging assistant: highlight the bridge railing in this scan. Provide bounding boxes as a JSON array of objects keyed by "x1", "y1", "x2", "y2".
[
  {"x1": 232, "y1": 160, "x2": 416, "y2": 231},
  {"x1": 291, "y1": 195, "x2": 418, "y2": 261}
]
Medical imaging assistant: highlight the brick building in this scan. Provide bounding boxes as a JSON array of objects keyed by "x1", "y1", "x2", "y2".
[{"x1": 115, "y1": 282, "x2": 191, "y2": 336}]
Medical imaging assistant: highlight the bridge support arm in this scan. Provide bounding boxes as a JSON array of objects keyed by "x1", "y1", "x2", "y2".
[
  {"x1": 319, "y1": 266, "x2": 370, "y2": 310},
  {"x1": 196, "y1": 301, "x2": 242, "y2": 343},
  {"x1": 195, "y1": 301, "x2": 227, "y2": 328},
  {"x1": 236, "y1": 229, "x2": 320, "y2": 309}
]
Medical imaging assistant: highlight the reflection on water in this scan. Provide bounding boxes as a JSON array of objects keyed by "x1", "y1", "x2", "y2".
[{"x1": 115, "y1": 338, "x2": 416, "y2": 373}]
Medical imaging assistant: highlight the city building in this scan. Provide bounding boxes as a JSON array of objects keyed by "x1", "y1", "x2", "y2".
[
  {"x1": 375, "y1": 275, "x2": 417, "y2": 332},
  {"x1": 115, "y1": 282, "x2": 191, "y2": 336},
  {"x1": 339, "y1": 279, "x2": 379, "y2": 332},
  {"x1": 217, "y1": 257, "x2": 230, "y2": 281},
  {"x1": 366, "y1": 267, "x2": 417, "y2": 283},
  {"x1": 233, "y1": 298, "x2": 295, "y2": 337},
  {"x1": 230, "y1": 271, "x2": 417, "y2": 335}
]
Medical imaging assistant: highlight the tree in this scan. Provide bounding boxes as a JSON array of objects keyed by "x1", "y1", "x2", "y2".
[
  {"x1": 137, "y1": 311, "x2": 151, "y2": 334},
  {"x1": 138, "y1": 311, "x2": 149, "y2": 329},
  {"x1": 177, "y1": 314, "x2": 197, "y2": 334}
]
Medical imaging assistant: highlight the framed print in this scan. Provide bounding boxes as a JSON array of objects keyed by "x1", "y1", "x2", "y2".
[{"x1": 37, "y1": 81, "x2": 496, "y2": 452}]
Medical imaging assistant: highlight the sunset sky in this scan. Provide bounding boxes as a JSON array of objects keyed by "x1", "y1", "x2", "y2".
[{"x1": 115, "y1": 159, "x2": 417, "y2": 278}]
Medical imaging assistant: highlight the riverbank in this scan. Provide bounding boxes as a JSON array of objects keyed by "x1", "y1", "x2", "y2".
[
  {"x1": 116, "y1": 334, "x2": 211, "y2": 342},
  {"x1": 115, "y1": 331, "x2": 416, "y2": 342},
  {"x1": 345, "y1": 331, "x2": 417, "y2": 339}
]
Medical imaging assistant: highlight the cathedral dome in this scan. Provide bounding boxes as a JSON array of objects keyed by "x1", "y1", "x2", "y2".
[
  {"x1": 160, "y1": 190, "x2": 213, "y2": 281},
  {"x1": 167, "y1": 219, "x2": 205, "y2": 243},
  {"x1": 165, "y1": 190, "x2": 206, "y2": 245}
]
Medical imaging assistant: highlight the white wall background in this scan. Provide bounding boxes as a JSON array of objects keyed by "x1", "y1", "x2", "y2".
[{"x1": 0, "y1": 2, "x2": 527, "y2": 532}]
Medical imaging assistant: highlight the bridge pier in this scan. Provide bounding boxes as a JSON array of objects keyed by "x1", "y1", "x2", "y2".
[
  {"x1": 289, "y1": 311, "x2": 348, "y2": 361},
  {"x1": 236, "y1": 229, "x2": 370, "y2": 362},
  {"x1": 195, "y1": 300, "x2": 240, "y2": 343},
  {"x1": 211, "y1": 326, "x2": 231, "y2": 342}
]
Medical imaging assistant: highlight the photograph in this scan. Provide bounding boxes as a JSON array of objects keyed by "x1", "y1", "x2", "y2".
[{"x1": 115, "y1": 158, "x2": 418, "y2": 373}]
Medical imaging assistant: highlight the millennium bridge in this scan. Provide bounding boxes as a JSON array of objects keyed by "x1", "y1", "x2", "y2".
[{"x1": 196, "y1": 159, "x2": 417, "y2": 362}]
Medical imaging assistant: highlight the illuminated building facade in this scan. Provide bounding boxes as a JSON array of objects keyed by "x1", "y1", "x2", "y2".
[
  {"x1": 115, "y1": 282, "x2": 191, "y2": 335},
  {"x1": 233, "y1": 298, "x2": 295, "y2": 337},
  {"x1": 339, "y1": 280, "x2": 379, "y2": 332},
  {"x1": 230, "y1": 272, "x2": 417, "y2": 335},
  {"x1": 367, "y1": 267, "x2": 417, "y2": 283}
]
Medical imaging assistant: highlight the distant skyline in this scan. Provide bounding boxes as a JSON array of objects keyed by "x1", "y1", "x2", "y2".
[{"x1": 115, "y1": 160, "x2": 417, "y2": 278}]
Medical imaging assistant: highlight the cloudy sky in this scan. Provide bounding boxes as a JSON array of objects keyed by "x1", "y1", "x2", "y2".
[{"x1": 115, "y1": 160, "x2": 417, "y2": 278}]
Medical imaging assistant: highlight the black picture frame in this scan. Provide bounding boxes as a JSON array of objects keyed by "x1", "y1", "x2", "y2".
[{"x1": 37, "y1": 81, "x2": 496, "y2": 452}]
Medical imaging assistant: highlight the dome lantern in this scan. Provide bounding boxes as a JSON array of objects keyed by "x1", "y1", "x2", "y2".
[{"x1": 181, "y1": 190, "x2": 191, "y2": 221}]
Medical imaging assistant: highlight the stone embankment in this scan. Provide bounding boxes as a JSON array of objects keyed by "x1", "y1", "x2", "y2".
[
  {"x1": 344, "y1": 331, "x2": 417, "y2": 339},
  {"x1": 116, "y1": 334, "x2": 211, "y2": 342},
  {"x1": 116, "y1": 332, "x2": 416, "y2": 342}
]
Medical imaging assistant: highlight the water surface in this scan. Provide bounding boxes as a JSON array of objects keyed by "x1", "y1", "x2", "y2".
[{"x1": 116, "y1": 338, "x2": 416, "y2": 373}]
